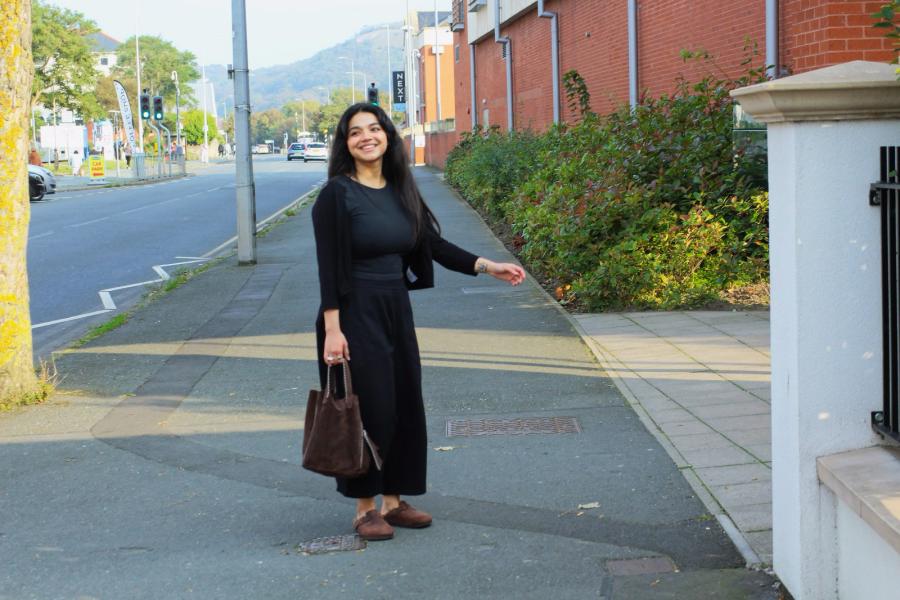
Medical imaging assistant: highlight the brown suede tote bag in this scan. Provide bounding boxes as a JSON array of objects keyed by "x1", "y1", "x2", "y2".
[{"x1": 302, "y1": 364, "x2": 382, "y2": 478}]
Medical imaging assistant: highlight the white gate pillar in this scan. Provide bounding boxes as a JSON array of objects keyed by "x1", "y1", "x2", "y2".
[{"x1": 732, "y1": 62, "x2": 900, "y2": 600}]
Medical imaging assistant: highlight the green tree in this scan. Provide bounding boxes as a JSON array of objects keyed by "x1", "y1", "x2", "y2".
[
  {"x1": 114, "y1": 35, "x2": 199, "y2": 105},
  {"x1": 251, "y1": 107, "x2": 289, "y2": 144},
  {"x1": 315, "y1": 87, "x2": 354, "y2": 139},
  {"x1": 2, "y1": 0, "x2": 46, "y2": 405},
  {"x1": 31, "y1": 0, "x2": 102, "y2": 119},
  {"x1": 181, "y1": 109, "x2": 217, "y2": 145}
]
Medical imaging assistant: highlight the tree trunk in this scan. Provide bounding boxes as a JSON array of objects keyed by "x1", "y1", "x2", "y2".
[{"x1": 0, "y1": 0, "x2": 37, "y2": 402}]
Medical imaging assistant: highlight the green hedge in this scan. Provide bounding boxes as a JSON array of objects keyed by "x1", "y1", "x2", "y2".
[{"x1": 445, "y1": 58, "x2": 769, "y2": 311}]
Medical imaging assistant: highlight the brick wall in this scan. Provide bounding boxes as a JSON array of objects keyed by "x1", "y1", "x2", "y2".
[
  {"x1": 424, "y1": 130, "x2": 460, "y2": 169},
  {"x1": 432, "y1": 0, "x2": 896, "y2": 168},
  {"x1": 782, "y1": 1, "x2": 896, "y2": 73}
]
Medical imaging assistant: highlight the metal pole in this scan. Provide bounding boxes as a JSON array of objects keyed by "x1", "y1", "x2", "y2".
[
  {"x1": 135, "y1": 9, "x2": 143, "y2": 152},
  {"x1": 147, "y1": 119, "x2": 162, "y2": 178},
  {"x1": 351, "y1": 59, "x2": 356, "y2": 104},
  {"x1": 110, "y1": 110, "x2": 121, "y2": 178},
  {"x1": 628, "y1": 0, "x2": 638, "y2": 109},
  {"x1": 202, "y1": 64, "x2": 209, "y2": 163},
  {"x1": 159, "y1": 122, "x2": 172, "y2": 176},
  {"x1": 766, "y1": 0, "x2": 779, "y2": 78},
  {"x1": 231, "y1": 0, "x2": 257, "y2": 265},
  {"x1": 172, "y1": 70, "x2": 181, "y2": 148},
  {"x1": 387, "y1": 24, "x2": 393, "y2": 114},
  {"x1": 434, "y1": 0, "x2": 442, "y2": 121}
]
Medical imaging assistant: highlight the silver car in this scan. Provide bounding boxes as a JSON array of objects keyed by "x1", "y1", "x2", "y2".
[
  {"x1": 28, "y1": 164, "x2": 57, "y2": 198},
  {"x1": 287, "y1": 143, "x2": 306, "y2": 161},
  {"x1": 303, "y1": 143, "x2": 328, "y2": 163}
]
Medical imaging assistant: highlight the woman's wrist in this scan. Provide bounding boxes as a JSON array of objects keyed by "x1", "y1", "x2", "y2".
[{"x1": 475, "y1": 258, "x2": 491, "y2": 274}]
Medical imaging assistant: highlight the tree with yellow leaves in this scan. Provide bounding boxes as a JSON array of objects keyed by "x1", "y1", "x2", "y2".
[{"x1": 0, "y1": 0, "x2": 39, "y2": 404}]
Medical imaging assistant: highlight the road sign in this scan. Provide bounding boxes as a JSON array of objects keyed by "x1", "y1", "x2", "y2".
[
  {"x1": 88, "y1": 156, "x2": 105, "y2": 179},
  {"x1": 392, "y1": 71, "x2": 406, "y2": 105},
  {"x1": 394, "y1": 103, "x2": 406, "y2": 113}
]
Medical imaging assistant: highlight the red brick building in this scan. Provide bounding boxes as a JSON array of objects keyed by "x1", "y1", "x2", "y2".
[{"x1": 421, "y1": 0, "x2": 895, "y2": 167}]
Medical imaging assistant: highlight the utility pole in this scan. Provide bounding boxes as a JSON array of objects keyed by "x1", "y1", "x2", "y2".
[{"x1": 231, "y1": 0, "x2": 257, "y2": 265}]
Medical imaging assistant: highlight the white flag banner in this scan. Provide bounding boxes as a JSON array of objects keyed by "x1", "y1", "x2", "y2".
[{"x1": 113, "y1": 80, "x2": 138, "y2": 149}]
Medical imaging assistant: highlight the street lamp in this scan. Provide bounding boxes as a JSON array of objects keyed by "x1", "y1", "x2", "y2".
[
  {"x1": 337, "y1": 56, "x2": 356, "y2": 103},
  {"x1": 171, "y1": 70, "x2": 181, "y2": 149}
]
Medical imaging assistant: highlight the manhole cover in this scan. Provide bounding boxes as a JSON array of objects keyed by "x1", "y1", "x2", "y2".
[
  {"x1": 606, "y1": 556, "x2": 677, "y2": 576},
  {"x1": 446, "y1": 416, "x2": 581, "y2": 437},
  {"x1": 297, "y1": 535, "x2": 366, "y2": 555}
]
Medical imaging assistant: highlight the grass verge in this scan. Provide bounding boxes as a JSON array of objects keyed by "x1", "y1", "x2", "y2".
[{"x1": 0, "y1": 361, "x2": 59, "y2": 412}]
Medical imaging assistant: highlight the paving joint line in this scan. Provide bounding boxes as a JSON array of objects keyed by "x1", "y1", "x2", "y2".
[
  {"x1": 617, "y1": 312, "x2": 771, "y2": 404},
  {"x1": 681, "y1": 311, "x2": 771, "y2": 360}
]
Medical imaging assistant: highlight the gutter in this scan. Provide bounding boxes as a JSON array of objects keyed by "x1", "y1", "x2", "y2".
[
  {"x1": 628, "y1": 0, "x2": 638, "y2": 108},
  {"x1": 766, "y1": 0, "x2": 779, "y2": 78},
  {"x1": 537, "y1": 0, "x2": 560, "y2": 124},
  {"x1": 494, "y1": 0, "x2": 514, "y2": 130},
  {"x1": 470, "y1": 43, "x2": 478, "y2": 129}
]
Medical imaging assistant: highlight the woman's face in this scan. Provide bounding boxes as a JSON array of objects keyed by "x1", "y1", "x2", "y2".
[{"x1": 346, "y1": 111, "x2": 388, "y2": 166}]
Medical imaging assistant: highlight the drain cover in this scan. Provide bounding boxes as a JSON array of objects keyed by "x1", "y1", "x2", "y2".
[
  {"x1": 446, "y1": 416, "x2": 581, "y2": 437},
  {"x1": 297, "y1": 535, "x2": 366, "y2": 555}
]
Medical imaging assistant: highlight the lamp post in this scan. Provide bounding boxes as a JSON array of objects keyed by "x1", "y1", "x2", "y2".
[
  {"x1": 201, "y1": 63, "x2": 209, "y2": 163},
  {"x1": 337, "y1": 56, "x2": 356, "y2": 103},
  {"x1": 171, "y1": 70, "x2": 181, "y2": 149}
]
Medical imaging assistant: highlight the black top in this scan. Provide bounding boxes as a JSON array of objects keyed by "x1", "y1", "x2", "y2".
[
  {"x1": 344, "y1": 179, "x2": 414, "y2": 278},
  {"x1": 312, "y1": 175, "x2": 479, "y2": 310}
]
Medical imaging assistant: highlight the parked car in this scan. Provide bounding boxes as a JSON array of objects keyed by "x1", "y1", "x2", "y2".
[
  {"x1": 286, "y1": 143, "x2": 306, "y2": 161},
  {"x1": 29, "y1": 170, "x2": 46, "y2": 202},
  {"x1": 303, "y1": 142, "x2": 328, "y2": 163},
  {"x1": 255, "y1": 143, "x2": 270, "y2": 154},
  {"x1": 28, "y1": 164, "x2": 56, "y2": 201}
]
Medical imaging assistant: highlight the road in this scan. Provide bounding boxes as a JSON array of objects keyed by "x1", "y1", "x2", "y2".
[{"x1": 28, "y1": 155, "x2": 327, "y2": 360}]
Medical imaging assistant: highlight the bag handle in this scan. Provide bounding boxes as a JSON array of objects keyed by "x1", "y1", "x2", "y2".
[{"x1": 324, "y1": 363, "x2": 354, "y2": 397}]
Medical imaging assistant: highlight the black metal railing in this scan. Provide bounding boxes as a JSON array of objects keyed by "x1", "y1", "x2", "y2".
[{"x1": 872, "y1": 146, "x2": 900, "y2": 443}]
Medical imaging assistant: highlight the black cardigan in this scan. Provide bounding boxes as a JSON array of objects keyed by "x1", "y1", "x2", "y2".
[{"x1": 311, "y1": 176, "x2": 479, "y2": 310}]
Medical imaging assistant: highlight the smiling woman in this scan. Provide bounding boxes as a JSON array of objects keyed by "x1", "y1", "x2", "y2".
[{"x1": 309, "y1": 103, "x2": 526, "y2": 541}]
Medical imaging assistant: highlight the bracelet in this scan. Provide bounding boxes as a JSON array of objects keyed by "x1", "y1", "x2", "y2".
[{"x1": 476, "y1": 260, "x2": 488, "y2": 274}]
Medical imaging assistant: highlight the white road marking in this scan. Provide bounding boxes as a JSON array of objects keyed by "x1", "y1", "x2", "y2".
[
  {"x1": 29, "y1": 231, "x2": 55, "y2": 240},
  {"x1": 201, "y1": 186, "x2": 319, "y2": 259},
  {"x1": 32, "y1": 258, "x2": 209, "y2": 330},
  {"x1": 32, "y1": 309, "x2": 113, "y2": 329},
  {"x1": 67, "y1": 216, "x2": 111, "y2": 228}
]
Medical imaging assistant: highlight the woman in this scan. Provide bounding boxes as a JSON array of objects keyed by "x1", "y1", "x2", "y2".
[{"x1": 312, "y1": 103, "x2": 525, "y2": 541}]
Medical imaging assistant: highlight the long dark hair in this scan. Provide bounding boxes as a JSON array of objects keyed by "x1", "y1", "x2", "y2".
[{"x1": 328, "y1": 103, "x2": 439, "y2": 241}]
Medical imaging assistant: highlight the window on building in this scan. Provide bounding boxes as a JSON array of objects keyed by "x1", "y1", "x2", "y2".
[
  {"x1": 454, "y1": 45, "x2": 460, "y2": 63},
  {"x1": 100, "y1": 57, "x2": 108, "y2": 66}
]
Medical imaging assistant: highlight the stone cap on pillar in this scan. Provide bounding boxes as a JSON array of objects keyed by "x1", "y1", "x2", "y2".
[{"x1": 730, "y1": 61, "x2": 900, "y2": 123}]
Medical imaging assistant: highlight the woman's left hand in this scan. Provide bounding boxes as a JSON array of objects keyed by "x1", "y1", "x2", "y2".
[{"x1": 483, "y1": 260, "x2": 526, "y2": 286}]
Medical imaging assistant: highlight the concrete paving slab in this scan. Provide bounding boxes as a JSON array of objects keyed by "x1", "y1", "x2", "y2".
[
  {"x1": 0, "y1": 170, "x2": 777, "y2": 597},
  {"x1": 695, "y1": 463, "x2": 772, "y2": 487}
]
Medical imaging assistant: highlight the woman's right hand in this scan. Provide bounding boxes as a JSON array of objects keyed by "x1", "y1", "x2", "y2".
[{"x1": 323, "y1": 329, "x2": 350, "y2": 365}]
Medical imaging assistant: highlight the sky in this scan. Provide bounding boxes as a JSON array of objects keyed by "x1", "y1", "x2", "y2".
[{"x1": 48, "y1": 0, "x2": 450, "y2": 69}]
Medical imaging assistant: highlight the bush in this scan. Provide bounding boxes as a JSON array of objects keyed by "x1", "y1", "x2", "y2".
[{"x1": 444, "y1": 52, "x2": 769, "y2": 311}]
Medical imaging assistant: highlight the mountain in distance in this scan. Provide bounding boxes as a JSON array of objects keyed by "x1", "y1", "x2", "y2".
[{"x1": 206, "y1": 22, "x2": 406, "y2": 112}]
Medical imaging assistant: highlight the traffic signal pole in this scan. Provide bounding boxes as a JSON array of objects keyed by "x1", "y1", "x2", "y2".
[{"x1": 231, "y1": 0, "x2": 257, "y2": 265}]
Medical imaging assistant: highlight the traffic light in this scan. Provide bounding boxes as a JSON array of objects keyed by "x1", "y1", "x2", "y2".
[
  {"x1": 152, "y1": 96, "x2": 164, "y2": 121},
  {"x1": 139, "y1": 93, "x2": 151, "y2": 120},
  {"x1": 367, "y1": 82, "x2": 379, "y2": 105}
]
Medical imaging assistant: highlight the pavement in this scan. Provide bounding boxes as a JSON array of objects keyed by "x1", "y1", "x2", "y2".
[{"x1": 1, "y1": 169, "x2": 780, "y2": 599}]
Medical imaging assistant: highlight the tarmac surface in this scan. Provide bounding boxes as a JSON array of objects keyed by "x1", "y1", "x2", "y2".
[{"x1": 1, "y1": 169, "x2": 780, "y2": 599}]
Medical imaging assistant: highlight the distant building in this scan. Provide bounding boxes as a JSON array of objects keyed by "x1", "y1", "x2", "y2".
[{"x1": 90, "y1": 31, "x2": 121, "y2": 76}]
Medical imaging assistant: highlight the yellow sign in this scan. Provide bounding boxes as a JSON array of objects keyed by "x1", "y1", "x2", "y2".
[{"x1": 89, "y1": 156, "x2": 105, "y2": 179}]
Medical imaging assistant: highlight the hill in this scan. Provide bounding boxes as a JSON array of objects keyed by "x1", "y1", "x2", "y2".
[{"x1": 206, "y1": 23, "x2": 406, "y2": 112}]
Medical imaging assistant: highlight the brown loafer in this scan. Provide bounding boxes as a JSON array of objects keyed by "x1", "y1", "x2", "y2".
[
  {"x1": 353, "y1": 510, "x2": 394, "y2": 541},
  {"x1": 382, "y1": 501, "x2": 432, "y2": 529}
]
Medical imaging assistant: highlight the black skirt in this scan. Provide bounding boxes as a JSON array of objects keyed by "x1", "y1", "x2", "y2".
[{"x1": 316, "y1": 276, "x2": 427, "y2": 498}]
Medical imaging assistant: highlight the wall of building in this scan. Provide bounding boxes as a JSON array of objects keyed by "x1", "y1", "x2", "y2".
[
  {"x1": 781, "y1": 0, "x2": 897, "y2": 73},
  {"x1": 431, "y1": 0, "x2": 896, "y2": 169},
  {"x1": 424, "y1": 130, "x2": 460, "y2": 169}
]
